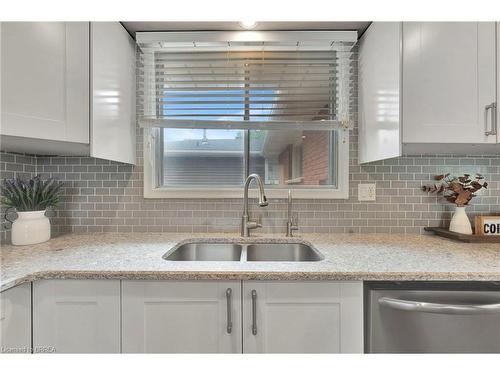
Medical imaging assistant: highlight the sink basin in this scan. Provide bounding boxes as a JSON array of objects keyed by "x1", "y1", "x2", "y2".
[
  {"x1": 246, "y1": 243, "x2": 323, "y2": 262},
  {"x1": 164, "y1": 241, "x2": 323, "y2": 262},
  {"x1": 164, "y1": 243, "x2": 242, "y2": 261}
]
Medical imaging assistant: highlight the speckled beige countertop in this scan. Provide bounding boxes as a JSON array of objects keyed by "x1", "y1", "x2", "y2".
[{"x1": 1, "y1": 232, "x2": 499, "y2": 291}]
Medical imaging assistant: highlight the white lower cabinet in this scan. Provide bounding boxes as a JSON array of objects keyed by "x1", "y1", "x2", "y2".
[
  {"x1": 0, "y1": 284, "x2": 32, "y2": 353},
  {"x1": 28, "y1": 279, "x2": 363, "y2": 353},
  {"x1": 243, "y1": 281, "x2": 363, "y2": 353},
  {"x1": 121, "y1": 280, "x2": 242, "y2": 353},
  {"x1": 33, "y1": 280, "x2": 120, "y2": 353},
  {"x1": 121, "y1": 280, "x2": 363, "y2": 353}
]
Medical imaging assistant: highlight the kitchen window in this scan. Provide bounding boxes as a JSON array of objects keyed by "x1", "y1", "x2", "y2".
[{"x1": 139, "y1": 31, "x2": 356, "y2": 199}]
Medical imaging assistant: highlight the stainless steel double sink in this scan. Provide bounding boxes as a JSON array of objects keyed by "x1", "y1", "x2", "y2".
[{"x1": 163, "y1": 241, "x2": 324, "y2": 262}]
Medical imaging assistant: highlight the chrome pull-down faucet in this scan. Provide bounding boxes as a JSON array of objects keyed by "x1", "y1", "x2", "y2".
[
  {"x1": 286, "y1": 189, "x2": 299, "y2": 237},
  {"x1": 241, "y1": 174, "x2": 268, "y2": 237}
]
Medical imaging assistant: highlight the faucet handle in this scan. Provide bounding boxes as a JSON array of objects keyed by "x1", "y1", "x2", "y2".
[
  {"x1": 247, "y1": 217, "x2": 262, "y2": 230},
  {"x1": 286, "y1": 213, "x2": 299, "y2": 237},
  {"x1": 256, "y1": 216, "x2": 263, "y2": 228}
]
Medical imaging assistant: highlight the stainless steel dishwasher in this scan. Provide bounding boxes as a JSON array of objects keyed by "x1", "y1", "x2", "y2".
[{"x1": 365, "y1": 282, "x2": 500, "y2": 353}]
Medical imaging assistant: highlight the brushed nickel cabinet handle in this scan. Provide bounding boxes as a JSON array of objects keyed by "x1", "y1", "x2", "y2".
[
  {"x1": 485, "y1": 102, "x2": 497, "y2": 136},
  {"x1": 251, "y1": 289, "x2": 257, "y2": 335},
  {"x1": 492, "y1": 102, "x2": 497, "y2": 136},
  {"x1": 226, "y1": 288, "x2": 232, "y2": 334}
]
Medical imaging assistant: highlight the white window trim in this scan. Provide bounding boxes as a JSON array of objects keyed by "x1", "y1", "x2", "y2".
[{"x1": 143, "y1": 128, "x2": 349, "y2": 199}]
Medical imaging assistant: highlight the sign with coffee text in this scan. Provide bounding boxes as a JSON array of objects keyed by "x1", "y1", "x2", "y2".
[{"x1": 475, "y1": 216, "x2": 500, "y2": 236}]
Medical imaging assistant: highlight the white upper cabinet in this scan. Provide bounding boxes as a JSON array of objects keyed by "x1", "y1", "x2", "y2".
[
  {"x1": 1, "y1": 22, "x2": 89, "y2": 144},
  {"x1": 0, "y1": 22, "x2": 136, "y2": 163},
  {"x1": 358, "y1": 22, "x2": 499, "y2": 163},
  {"x1": 497, "y1": 22, "x2": 500, "y2": 143},
  {"x1": 358, "y1": 22, "x2": 401, "y2": 163},
  {"x1": 402, "y1": 22, "x2": 496, "y2": 145},
  {"x1": 91, "y1": 22, "x2": 136, "y2": 164}
]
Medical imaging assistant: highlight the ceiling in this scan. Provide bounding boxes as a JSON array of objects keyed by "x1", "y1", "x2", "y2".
[{"x1": 121, "y1": 22, "x2": 371, "y2": 39}]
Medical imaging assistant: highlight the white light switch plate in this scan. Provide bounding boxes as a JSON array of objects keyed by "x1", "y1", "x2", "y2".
[{"x1": 358, "y1": 183, "x2": 376, "y2": 201}]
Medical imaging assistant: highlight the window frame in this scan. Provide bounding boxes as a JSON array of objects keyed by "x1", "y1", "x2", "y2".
[
  {"x1": 143, "y1": 127, "x2": 349, "y2": 199},
  {"x1": 140, "y1": 30, "x2": 354, "y2": 200}
]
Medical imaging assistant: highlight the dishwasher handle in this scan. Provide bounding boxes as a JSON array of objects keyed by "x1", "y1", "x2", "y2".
[{"x1": 379, "y1": 297, "x2": 500, "y2": 315}]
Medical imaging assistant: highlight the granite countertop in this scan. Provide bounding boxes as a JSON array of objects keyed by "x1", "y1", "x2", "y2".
[{"x1": 1, "y1": 232, "x2": 499, "y2": 291}]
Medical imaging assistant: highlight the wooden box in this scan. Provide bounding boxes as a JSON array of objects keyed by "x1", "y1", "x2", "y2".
[{"x1": 474, "y1": 215, "x2": 500, "y2": 236}]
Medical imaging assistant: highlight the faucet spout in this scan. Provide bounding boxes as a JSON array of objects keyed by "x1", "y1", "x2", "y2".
[
  {"x1": 244, "y1": 174, "x2": 268, "y2": 208},
  {"x1": 241, "y1": 174, "x2": 268, "y2": 237},
  {"x1": 256, "y1": 181, "x2": 268, "y2": 207}
]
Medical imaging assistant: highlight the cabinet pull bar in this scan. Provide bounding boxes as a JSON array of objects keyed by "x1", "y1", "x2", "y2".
[
  {"x1": 492, "y1": 102, "x2": 497, "y2": 136},
  {"x1": 251, "y1": 289, "x2": 257, "y2": 335},
  {"x1": 226, "y1": 288, "x2": 232, "y2": 334},
  {"x1": 485, "y1": 102, "x2": 497, "y2": 136}
]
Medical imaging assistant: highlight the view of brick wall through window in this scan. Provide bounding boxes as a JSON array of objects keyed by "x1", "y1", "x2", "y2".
[
  {"x1": 276, "y1": 131, "x2": 331, "y2": 186},
  {"x1": 302, "y1": 131, "x2": 330, "y2": 185},
  {"x1": 1, "y1": 121, "x2": 499, "y2": 243}
]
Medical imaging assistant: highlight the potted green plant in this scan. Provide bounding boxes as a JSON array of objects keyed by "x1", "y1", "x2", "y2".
[
  {"x1": 1, "y1": 175, "x2": 63, "y2": 245},
  {"x1": 422, "y1": 173, "x2": 488, "y2": 234}
]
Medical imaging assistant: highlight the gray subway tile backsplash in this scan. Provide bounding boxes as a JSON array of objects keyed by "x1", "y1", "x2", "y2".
[{"x1": 1, "y1": 125, "x2": 499, "y2": 243}]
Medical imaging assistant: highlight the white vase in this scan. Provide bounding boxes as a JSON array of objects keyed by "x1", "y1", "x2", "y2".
[
  {"x1": 11, "y1": 210, "x2": 51, "y2": 246},
  {"x1": 449, "y1": 206, "x2": 472, "y2": 235}
]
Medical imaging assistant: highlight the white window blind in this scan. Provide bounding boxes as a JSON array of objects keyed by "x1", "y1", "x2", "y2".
[{"x1": 136, "y1": 31, "x2": 358, "y2": 130}]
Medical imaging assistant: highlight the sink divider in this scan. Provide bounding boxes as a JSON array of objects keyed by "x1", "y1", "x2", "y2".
[{"x1": 240, "y1": 244, "x2": 248, "y2": 262}]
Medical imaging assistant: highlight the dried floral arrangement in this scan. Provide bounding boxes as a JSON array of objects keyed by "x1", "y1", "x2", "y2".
[
  {"x1": 422, "y1": 173, "x2": 488, "y2": 206},
  {"x1": 0, "y1": 175, "x2": 64, "y2": 211}
]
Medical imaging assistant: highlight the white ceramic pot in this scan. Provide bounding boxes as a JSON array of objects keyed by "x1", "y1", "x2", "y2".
[
  {"x1": 449, "y1": 206, "x2": 472, "y2": 235},
  {"x1": 11, "y1": 210, "x2": 51, "y2": 246}
]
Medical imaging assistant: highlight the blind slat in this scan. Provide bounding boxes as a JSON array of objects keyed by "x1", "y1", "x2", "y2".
[{"x1": 137, "y1": 32, "x2": 357, "y2": 130}]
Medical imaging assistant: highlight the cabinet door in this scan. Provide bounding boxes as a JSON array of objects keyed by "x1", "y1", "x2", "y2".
[
  {"x1": 402, "y1": 22, "x2": 496, "y2": 144},
  {"x1": 33, "y1": 280, "x2": 120, "y2": 353},
  {"x1": 0, "y1": 22, "x2": 89, "y2": 144},
  {"x1": 497, "y1": 22, "x2": 500, "y2": 144},
  {"x1": 91, "y1": 22, "x2": 136, "y2": 164},
  {"x1": 122, "y1": 280, "x2": 241, "y2": 353},
  {"x1": 358, "y1": 22, "x2": 402, "y2": 163},
  {"x1": 0, "y1": 283, "x2": 31, "y2": 353},
  {"x1": 242, "y1": 281, "x2": 363, "y2": 353}
]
